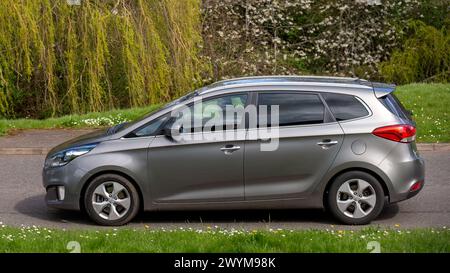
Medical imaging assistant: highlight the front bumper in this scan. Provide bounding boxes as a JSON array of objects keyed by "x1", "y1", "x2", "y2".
[{"x1": 43, "y1": 162, "x2": 87, "y2": 211}]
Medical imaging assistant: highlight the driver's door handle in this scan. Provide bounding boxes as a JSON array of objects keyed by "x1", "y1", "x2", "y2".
[{"x1": 220, "y1": 145, "x2": 241, "y2": 155}]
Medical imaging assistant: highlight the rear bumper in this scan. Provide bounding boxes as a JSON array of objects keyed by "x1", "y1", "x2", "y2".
[
  {"x1": 389, "y1": 179, "x2": 424, "y2": 203},
  {"x1": 378, "y1": 146, "x2": 425, "y2": 203}
]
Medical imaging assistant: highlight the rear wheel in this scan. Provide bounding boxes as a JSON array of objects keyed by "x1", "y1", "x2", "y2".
[
  {"x1": 327, "y1": 171, "x2": 384, "y2": 225},
  {"x1": 84, "y1": 174, "x2": 140, "y2": 226}
]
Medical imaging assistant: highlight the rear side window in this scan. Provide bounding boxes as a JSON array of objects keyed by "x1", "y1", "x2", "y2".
[
  {"x1": 322, "y1": 93, "x2": 369, "y2": 121},
  {"x1": 378, "y1": 93, "x2": 411, "y2": 120},
  {"x1": 258, "y1": 93, "x2": 324, "y2": 126}
]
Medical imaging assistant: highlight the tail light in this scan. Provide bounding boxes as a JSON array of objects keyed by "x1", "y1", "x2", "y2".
[{"x1": 372, "y1": 124, "x2": 416, "y2": 143}]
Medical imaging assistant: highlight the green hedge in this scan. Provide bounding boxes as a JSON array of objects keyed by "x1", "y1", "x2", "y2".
[{"x1": 380, "y1": 20, "x2": 450, "y2": 84}]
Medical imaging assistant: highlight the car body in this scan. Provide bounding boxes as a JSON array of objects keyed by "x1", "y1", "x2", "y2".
[{"x1": 43, "y1": 76, "x2": 425, "y2": 225}]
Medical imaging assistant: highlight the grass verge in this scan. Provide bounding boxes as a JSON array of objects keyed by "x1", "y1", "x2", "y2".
[
  {"x1": 0, "y1": 225, "x2": 449, "y2": 253},
  {"x1": 395, "y1": 83, "x2": 450, "y2": 143},
  {"x1": 0, "y1": 104, "x2": 161, "y2": 136},
  {"x1": 0, "y1": 83, "x2": 449, "y2": 142}
]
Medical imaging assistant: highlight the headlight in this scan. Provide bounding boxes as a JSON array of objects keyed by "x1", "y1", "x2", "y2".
[{"x1": 45, "y1": 143, "x2": 98, "y2": 168}]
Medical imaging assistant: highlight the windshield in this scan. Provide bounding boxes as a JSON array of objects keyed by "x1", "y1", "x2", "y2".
[
  {"x1": 113, "y1": 90, "x2": 199, "y2": 134},
  {"x1": 162, "y1": 90, "x2": 199, "y2": 109}
]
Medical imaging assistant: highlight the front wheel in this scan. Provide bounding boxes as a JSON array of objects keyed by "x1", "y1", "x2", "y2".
[
  {"x1": 327, "y1": 171, "x2": 385, "y2": 225},
  {"x1": 84, "y1": 174, "x2": 140, "y2": 226}
]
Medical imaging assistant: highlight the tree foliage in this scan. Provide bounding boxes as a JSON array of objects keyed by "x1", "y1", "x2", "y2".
[
  {"x1": 202, "y1": 0, "x2": 449, "y2": 82},
  {"x1": 380, "y1": 20, "x2": 450, "y2": 84},
  {"x1": 0, "y1": 0, "x2": 206, "y2": 118}
]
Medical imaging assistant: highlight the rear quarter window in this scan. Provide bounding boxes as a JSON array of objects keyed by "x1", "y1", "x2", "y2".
[
  {"x1": 378, "y1": 93, "x2": 411, "y2": 120},
  {"x1": 322, "y1": 93, "x2": 369, "y2": 121}
]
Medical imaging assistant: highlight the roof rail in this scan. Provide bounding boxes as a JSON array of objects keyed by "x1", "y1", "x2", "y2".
[{"x1": 210, "y1": 75, "x2": 369, "y2": 88}]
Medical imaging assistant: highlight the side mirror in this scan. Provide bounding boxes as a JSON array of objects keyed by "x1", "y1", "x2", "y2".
[{"x1": 162, "y1": 123, "x2": 182, "y2": 139}]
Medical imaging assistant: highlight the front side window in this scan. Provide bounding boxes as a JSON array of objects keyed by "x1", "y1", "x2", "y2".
[
  {"x1": 258, "y1": 93, "x2": 325, "y2": 127},
  {"x1": 176, "y1": 93, "x2": 248, "y2": 132},
  {"x1": 322, "y1": 93, "x2": 369, "y2": 121}
]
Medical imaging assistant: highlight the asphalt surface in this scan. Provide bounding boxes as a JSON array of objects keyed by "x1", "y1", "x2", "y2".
[{"x1": 0, "y1": 130, "x2": 449, "y2": 230}]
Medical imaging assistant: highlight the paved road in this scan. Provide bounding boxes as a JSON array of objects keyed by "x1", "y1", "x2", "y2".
[{"x1": 0, "y1": 130, "x2": 449, "y2": 230}]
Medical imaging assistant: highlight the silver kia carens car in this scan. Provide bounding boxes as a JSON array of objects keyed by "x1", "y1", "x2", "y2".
[{"x1": 43, "y1": 76, "x2": 425, "y2": 226}]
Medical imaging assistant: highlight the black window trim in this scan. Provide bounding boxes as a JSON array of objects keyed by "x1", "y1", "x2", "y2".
[
  {"x1": 320, "y1": 92, "x2": 372, "y2": 123},
  {"x1": 254, "y1": 91, "x2": 335, "y2": 129},
  {"x1": 124, "y1": 90, "x2": 373, "y2": 138}
]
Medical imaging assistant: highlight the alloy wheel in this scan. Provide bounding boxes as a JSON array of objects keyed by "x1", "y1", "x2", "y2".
[
  {"x1": 91, "y1": 181, "x2": 131, "y2": 221},
  {"x1": 336, "y1": 179, "x2": 376, "y2": 218}
]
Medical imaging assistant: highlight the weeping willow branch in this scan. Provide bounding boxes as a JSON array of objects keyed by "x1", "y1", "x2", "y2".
[{"x1": 0, "y1": 0, "x2": 207, "y2": 118}]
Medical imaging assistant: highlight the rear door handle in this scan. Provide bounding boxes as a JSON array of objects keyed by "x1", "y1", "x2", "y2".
[
  {"x1": 317, "y1": 140, "x2": 338, "y2": 149},
  {"x1": 220, "y1": 145, "x2": 241, "y2": 155}
]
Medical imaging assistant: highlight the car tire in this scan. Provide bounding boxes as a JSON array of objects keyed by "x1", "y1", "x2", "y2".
[
  {"x1": 84, "y1": 174, "x2": 140, "y2": 226},
  {"x1": 327, "y1": 171, "x2": 384, "y2": 225}
]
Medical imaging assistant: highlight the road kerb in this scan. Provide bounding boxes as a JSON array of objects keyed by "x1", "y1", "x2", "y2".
[
  {"x1": 417, "y1": 143, "x2": 450, "y2": 152},
  {"x1": 0, "y1": 147, "x2": 51, "y2": 155}
]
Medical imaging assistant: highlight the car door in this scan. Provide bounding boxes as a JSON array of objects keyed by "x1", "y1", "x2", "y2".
[
  {"x1": 244, "y1": 92, "x2": 344, "y2": 200},
  {"x1": 147, "y1": 93, "x2": 249, "y2": 203}
]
